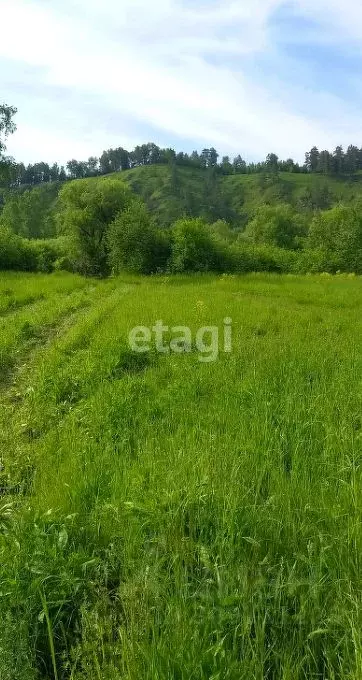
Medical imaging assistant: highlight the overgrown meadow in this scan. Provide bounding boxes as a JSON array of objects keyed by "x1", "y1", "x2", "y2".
[{"x1": 0, "y1": 271, "x2": 362, "y2": 679}]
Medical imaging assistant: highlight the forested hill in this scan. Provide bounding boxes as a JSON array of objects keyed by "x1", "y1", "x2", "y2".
[
  {"x1": 2, "y1": 164, "x2": 362, "y2": 239},
  {"x1": 119, "y1": 164, "x2": 362, "y2": 228}
]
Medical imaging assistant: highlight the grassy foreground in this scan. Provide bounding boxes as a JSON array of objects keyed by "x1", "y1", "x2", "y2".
[{"x1": 0, "y1": 271, "x2": 362, "y2": 679}]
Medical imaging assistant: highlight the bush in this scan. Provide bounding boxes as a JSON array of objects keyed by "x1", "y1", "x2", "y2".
[
  {"x1": 27, "y1": 239, "x2": 66, "y2": 273},
  {"x1": 292, "y1": 248, "x2": 342, "y2": 274},
  {"x1": 108, "y1": 200, "x2": 171, "y2": 274},
  {"x1": 245, "y1": 204, "x2": 307, "y2": 249},
  {"x1": 0, "y1": 229, "x2": 71, "y2": 273},
  {"x1": 169, "y1": 218, "x2": 228, "y2": 273},
  {"x1": 0, "y1": 227, "x2": 35, "y2": 271},
  {"x1": 58, "y1": 178, "x2": 133, "y2": 276},
  {"x1": 308, "y1": 205, "x2": 362, "y2": 272},
  {"x1": 210, "y1": 219, "x2": 238, "y2": 244},
  {"x1": 229, "y1": 242, "x2": 298, "y2": 273}
]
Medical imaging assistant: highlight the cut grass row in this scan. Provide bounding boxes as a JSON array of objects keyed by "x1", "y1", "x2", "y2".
[{"x1": 0, "y1": 274, "x2": 121, "y2": 381}]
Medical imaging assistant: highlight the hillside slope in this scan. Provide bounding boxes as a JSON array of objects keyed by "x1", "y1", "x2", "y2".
[
  {"x1": 3, "y1": 165, "x2": 362, "y2": 239},
  {"x1": 114, "y1": 165, "x2": 362, "y2": 228}
]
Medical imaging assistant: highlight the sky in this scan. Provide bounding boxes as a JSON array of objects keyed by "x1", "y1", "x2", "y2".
[{"x1": 1, "y1": 0, "x2": 362, "y2": 166}]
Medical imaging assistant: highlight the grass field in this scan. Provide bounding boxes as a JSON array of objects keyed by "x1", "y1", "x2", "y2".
[{"x1": 1, "y1": 271, "x2": 362, "y2": 679}]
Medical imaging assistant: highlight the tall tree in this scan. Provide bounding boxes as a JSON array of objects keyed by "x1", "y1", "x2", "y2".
[
  {"x1": 86, "y1": 156, "x2": 99, "y2": 176},
  {"x1": 190, "y1": 150, "x2": 201, "y2": 167},
  {"x1": 200, "y1": 148, "x2": 219, "y2": 168},
  {"x1": 305, "y1": 146, "x2": 319, "y2": 172},
  {"x1": 280, "y1": 158, "x2": 296, "y2": 173},
  {"x1": 345, "y1": 145, "x2": 359, "y2": 174},
  {"x1": 160, "y1": 147, "x2": 176, "y2": 164},
  {"x1": 233, "y1": 155, "x2": 247, "y2": 174},
  {"x1": 220, "y1": 156, "x2": 233, "y2": 175},
  {"x1": 317, "y1": 150, "x2": 333, "y2": 175},
  {"x1": 99, "y1": 150, "x2": 111, "y2": 175},
  {"x1": 209, "y1": 147, "x2": 219, "y2": 167},
  {"x1": 265, "y1": 153, "x2": 279, "y2": 171},
  {"x1": 333, "y1": 146, "x2": 344, "y2": 175}
]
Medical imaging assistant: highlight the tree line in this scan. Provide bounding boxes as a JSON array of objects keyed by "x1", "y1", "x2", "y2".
[
  {"x1": 2, "y1": 103, "x2": 362, "y2": 189},
  {"x1": 4, "y1": 143, "x2": 362, "y2": 189}
]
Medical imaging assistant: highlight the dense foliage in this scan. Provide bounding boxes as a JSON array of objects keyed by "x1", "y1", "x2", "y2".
[
  {"x1": 57, "y1": 178, "x2": 134, "y2": 276},
  {"x1": 108, "y1": 200, "x2": 170, "y2": 274},
  {"x1": 244, "y1": 204, "x2": 307, "y2": 249},
  {"x1": 2, "y1": 169, "x2": 362, "y2": 276}
]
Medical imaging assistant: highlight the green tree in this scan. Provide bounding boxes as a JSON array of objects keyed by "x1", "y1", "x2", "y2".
[
  {"x1": 86, "y1": 157, "x2": 99, "y2": 176},
  {"x1": 106, "y1": 147, "x2": 130, "y2": 172},
  {"x1": 99, "y1": 150, "x2": 111, "y2": 175},
  {"x1": 201, "y1": 168, "x2": 232, "y2": 223},
  {"x1": 190, "y1": 151, "x2": 201, "y2": 167},
  {"x1": 317, "y1": 150, "x2": 333, "y2": 175},
  {"x1": 297, "y1": 184, "x2": 332, "y2": 212},
  {"x1": 305, "y1": 146, "x2": 319, "y2": 172},
  {"x1": 57, "y1": 178, "x2": 133, "y2": 276},
  {"x1": 0, "y1": 226, "x2": 32, "y2": 270},
  {"x1": 130, "y1": 144, "x2": 155, "y2": 166},
  {"x1": 265, "y1": 153, "x2": 279, "y2": 171},
  {"x1": 220, "y1": 156, "x2": 233, "y2": 175},
  {"x1": 200, "y1": 148, "x2": 219, "y2": 168},
  {"x1": 345, "y1": 145, "x2": 359, "y2": 174},
  {"x1": 333, "y1": 146, "x2": 344, "y2": 175},
  {"x1": 66, "y1": 159, "x2": 88, "y2": 179},
  {"x1": 233, "y1": 155, "x2": 247, "y2": 174},
  {"x1": 280, "y1": 158, "x2": 296, "y2": 173}
]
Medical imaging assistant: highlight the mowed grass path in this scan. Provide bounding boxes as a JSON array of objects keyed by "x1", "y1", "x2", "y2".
[{"x1": 0, "y1": 272, "x2": 362, "y2": 679}]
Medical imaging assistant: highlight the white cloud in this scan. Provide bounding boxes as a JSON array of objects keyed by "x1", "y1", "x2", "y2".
[
  {"x1": 1, "y1": 0, "x2": 362, "y2": 164},
  {"x1": 293, "y1": 0, "x2": 362, "y2": 44}
]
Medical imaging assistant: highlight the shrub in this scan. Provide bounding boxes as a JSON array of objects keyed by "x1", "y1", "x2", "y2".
[
  {"x1": 169, "y1": 218, "x2": 228, "y2": 273},
  {"x1": 108, "y1": 200, "x2": 170, "y2": 274},
  {"x1": 27, "y1": 239, "x2": 66, "y2": 273},
  {"x1": 0, "y1": 227, "x2": 35, "y2": 270},
  {"x1": 245, "y1": 204, "x2": 307, "y2": 249},
  {"x1": 308, "y1": 205, "x2": 362, "y2": 272},
  {"x1": 229, "y1": 242, "x2": 298, "y2": 273},
  {"x1": 210, "y1": 219, "x2": 238, "y2": 244},
  {"x1": 0, "y1": 229, "x2": 72, "y2": 273},
  {"x1": 292, "y1": 248, "x2": 342, "y2": 274}
]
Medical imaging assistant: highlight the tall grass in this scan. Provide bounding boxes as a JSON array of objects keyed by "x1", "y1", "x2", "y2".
[{"x1": 0, "y1": 271, "x2": 361, "y2": 679}]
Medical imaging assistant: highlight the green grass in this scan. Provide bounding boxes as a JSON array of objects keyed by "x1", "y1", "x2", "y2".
[{"x1": 0, "y1": 271, "x2": 362, "y2": 679}]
